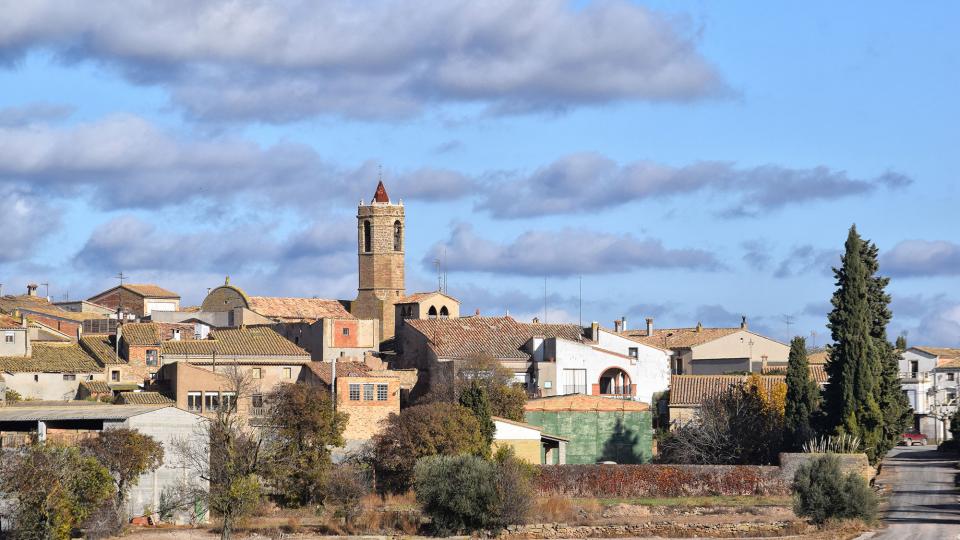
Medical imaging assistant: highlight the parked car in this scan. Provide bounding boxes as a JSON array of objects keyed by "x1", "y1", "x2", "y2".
[{"x1": 900, "y1": 432, "x2": 929, "y2": 446}]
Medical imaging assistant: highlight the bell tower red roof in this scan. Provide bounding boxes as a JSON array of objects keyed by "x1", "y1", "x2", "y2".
[{"x1": 372, "y1": 180, "x2": 390, "y2": 203}]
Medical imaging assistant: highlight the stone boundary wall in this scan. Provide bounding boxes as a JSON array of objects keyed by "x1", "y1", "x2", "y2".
[
  {"x1": 778, "y1": 452, "x2": 873, "y2": 482},
  {"x1": 536, "y1": 464, "x2": 789, "y2": 498},
  {"x1": 505, "y1": 521, "x2": 800, "y2": 538}
]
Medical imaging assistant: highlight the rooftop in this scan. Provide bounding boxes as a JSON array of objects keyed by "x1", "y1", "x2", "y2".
[
  {"x1": 0, "y1": 313, "x2": 23, "y2": 329},
  {"x1": 0, "y1": 404, "x2": 171, "y2": 421},
  {"x1": 307, "y1": 360, "x2": 395, "y2": 385},
  {"x1": 0, "y1": 295, "x2": 101, "y2": 322},
  {"x1": 405, "y1": 316, "x2": 582, "y2": 360},
  {"x1": 912, "y1": 346, "x2": 960, "y2": 360},
  {"x1": 248, "y1": 296, "x2": 354, "y2": 321},
  {"x1": 619, "y1": 325, "x2": 743, "y2": 349},
  {"x1": 0, "y1": 343, "x2": 102, "y2": 373},
  {"x1": 396, "y1": 291, "x2": 459, "y2": 304},
  {"x1": 115, "y1": 391, "x2": 175, "y2": 405},
  {"x1": 91, "y1": 284, "x2": 180, "y2": 299},
  {"x1": 162, "y1": 326, "x2": 310, "y2": 359},
  {"x1": 524, "y1": 393, "x2": 650, "y2": 412},
  {"x1": 667, "y1": 374, "x2": 826, "y2": 407}
]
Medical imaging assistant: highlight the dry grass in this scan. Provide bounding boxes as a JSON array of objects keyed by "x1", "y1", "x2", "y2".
[{"x1": 530, "y1": 496, "x2": 605, "y2": 525}]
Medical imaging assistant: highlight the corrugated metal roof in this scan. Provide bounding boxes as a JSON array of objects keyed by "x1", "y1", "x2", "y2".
[{"x1": 0, "y1": 404, "x2": 169, "y2": 421}]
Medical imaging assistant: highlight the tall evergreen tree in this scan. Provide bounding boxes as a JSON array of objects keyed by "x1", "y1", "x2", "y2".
[
  {"x1": 861, "y1": 239, "x2": 912, "y2": 458},
  {"x1": 785, "y1": 336, "x2": 820, "y2": 450},
  {"x1": 459, "y1": 381, "x2": 496, "y2": 446},
  {"x1": 824, "y1": 225, "x2": 884, "y2": 462},
  {"x1": 895, "y1": 335, "x2": 907, "y2": 351}
]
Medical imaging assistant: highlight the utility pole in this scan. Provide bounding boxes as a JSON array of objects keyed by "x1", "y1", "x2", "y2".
[{"x1": 41, "y1": 282, "x2": 50, "y2": 299}]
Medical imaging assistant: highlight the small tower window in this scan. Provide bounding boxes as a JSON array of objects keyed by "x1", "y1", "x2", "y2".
[
  {"x1": 393, "y1": 220, "x2": 402, "y2": 251},
  {"x1": 428, "y1": 306, "x2": 438, "y2": 319},
  {"x1": 439, "y1": 306, "x2": 449, "y2": 319},
  {"x1": 363, "y1": 220, "x2": 372, "y2": 253}
]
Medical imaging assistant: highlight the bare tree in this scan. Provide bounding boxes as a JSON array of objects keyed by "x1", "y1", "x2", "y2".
[{"x1": 172, "y1": 366, "x2": 264, "y2": 540}]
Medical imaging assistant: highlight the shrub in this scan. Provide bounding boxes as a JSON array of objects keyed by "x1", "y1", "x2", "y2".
[
  {"x1": 414, "y1": 455, "x2": 499, "y2": 535},
  {"x1": 493, "y1": 446, "x2": 535, "y2": 527},
  {"x1": 792, "y1": 455, "x2": 877, "y2": 525},
  {"x1": 324, "y1": 464, "x2": 371, "y2": 525}
]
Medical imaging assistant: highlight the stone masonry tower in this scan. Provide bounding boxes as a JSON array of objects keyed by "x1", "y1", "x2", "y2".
[{"x1": 351, "y1": 180, "x2": 405, "y2": 341}]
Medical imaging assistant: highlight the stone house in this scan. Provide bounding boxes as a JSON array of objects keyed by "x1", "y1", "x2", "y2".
[
  {"x1": 303, "y1": 359, "x2": 400, "y2": 442},
  {"x1": 618, "y1": 317, "x2": 789, "y2": 375},
  {"x1": 0, "y1": 284, "x2": 102, "y2": 337},
  {"x1": 393, "y1": 290, "x2": 461, "y2": 338},
  {"x1": 0, "y1": 403, "x2": 207, "y2": 523},
  {"x1": 0, "y1": 342, "x2": 106, "y2": 400},
  {"x1": 87, "y1": 283, "x2": 181, "y2": 318},
  {"x1": 524, "y1": 394, "x2": 653, "y2": 464},
  {"x1": 79, "y1": 322, "x2": 194, "y2": 387},
  {"x1": 0, "y1": 313, "x2": 29, "y2": 357}
]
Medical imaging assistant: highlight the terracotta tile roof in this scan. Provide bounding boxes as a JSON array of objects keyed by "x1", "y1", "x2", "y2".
[
  {"x1": 79, "y1": 380, "x2": 111, "y2": 394},
  {"x1": 619, "y1": 326, "x2": 742, "y2": 349},
  {"x1": 0, "y1": 343, "x2": 102, "y2": 373},
  {"x1": 937, "y1": 359, "x2": 960, "y2": 370},
  {"x1": 525, "y1": 394, "x2": 650, "y2": 412},
  {"x1": 0, "y1": 295, "x2": 101, "y2": 322},
  {"x1": 669, "y1": 374, "x2": 796, "y2": 406},
  {"x1": 247, "y1": 296, "x2": 354, "y2": 321},
  {"x1": 162, "y1": 326, "x2": 309, "y2": 359},
  {"x1": 372, "y1": 180, "x2": 390, "y2": 203},
  {"x1": 396, "y1": 291, "x2": 459, "y2": 304},
  {"x1": 807, "y1": 350, "x2": 829, "y2": 364},
  {"x1": 0, "y1": 314, "x2": 23, "y2": 329},
  {"x1": 120, "y1": 323, "x2": 161, "y2": 346},
  {"x1": 119, "y1": 284, "x2": 180, "y2": 298},
  {"x1": 760, "y1": 364, "x2": 827, "y2": 384},
  {"x1": 307, "y1": 360, "x2": 396, "y2": 385},
  {"x1": 405, "y1": 316, "x2": 582, "y2": 360},
  {"x1": 913, "y1": 346, "x2": 960, "y2": 360},
  {"x1": 116, "y1": 391, "x2": 175, "y2": 405},
  {"x1": 80, "y1": 335, "x2": 123, "y2": 365}
]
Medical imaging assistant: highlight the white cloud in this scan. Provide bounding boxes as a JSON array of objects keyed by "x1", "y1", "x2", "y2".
[{"x1": 882, "y1": 239, "x2": 960, "y2": 277}]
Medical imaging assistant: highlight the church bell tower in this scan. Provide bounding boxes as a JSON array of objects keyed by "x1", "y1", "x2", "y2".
[{"x1": 351, "y1": 180, "x2": 405, "y2": 341}]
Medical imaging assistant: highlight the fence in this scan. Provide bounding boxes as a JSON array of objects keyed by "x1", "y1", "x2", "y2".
[{"x1": 536, "y1": 464, "x2": 788, "y2": 497}]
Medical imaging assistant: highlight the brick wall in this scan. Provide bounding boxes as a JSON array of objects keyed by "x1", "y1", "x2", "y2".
[
  {"x1": 24, "y1": 312, "x2": 80, "y2": 338},
  {"x1": 90, "y1": 289, "x2": 145, "y2": 317}
]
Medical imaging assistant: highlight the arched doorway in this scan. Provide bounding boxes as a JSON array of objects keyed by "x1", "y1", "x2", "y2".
[{"x1": 598, "y1": 368, "x2": 631, "y2": 397}]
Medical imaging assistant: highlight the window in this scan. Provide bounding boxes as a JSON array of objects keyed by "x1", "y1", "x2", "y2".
[
  {"x1": 221, "y1": 392, "x2": 237, "y2": 413},
  {"x1": 4, "y1": 332, "x2": 14, "y2": 343},
  {"x1": 342, "y1": 327, "x2": 350, "y2": 336},
  {"x1": 562, "y1": 369, "x2": 587, "y2": 395},
  {"x1": 63, "y1": 374, "x2": 76, "y2": 381},
  {"x1": 393, "y1": 220, "x2": 402, "y2": 251},
  {"x1": 172, "y1": 329, "x2": 181, "y2": 340},
  {"x1": 377, "y1": 384, "x2": 388, "y2": 401},
  {"x1": 628, "y1": 347, "x2": 638, "y2": 358},
  {"x1": 145, "y1": 349, "x2": 158, "y2": 366},
  {"x1": 283, "y1": 367, "x2": 292, "y2": 379},
  {"x1": 439, "y1": 306, "x2": 449, "y2": 319},
  {"x1": 428, "y1": 306, "x2": 438, "y2": 319},
  {"x1": 87, "y1": 375, "x2": 94, "y2": 381},
  {"x1": 349, "y1": 383, "x2": 361, "y2": 401},
  {"x1": 33, "y1": 374, "x2": 39, "y2": 382},
  {"x1": 363, "y1": 220, "x2": 372, "y2": 253},
  {"x1": 251, "y1": 394, "x2": 264, "y2": 409},
  {"x1": 187, "y1": 392, "x2": 202, "y2": 412},
  {"x1": 949, "y1": 373, "x2": 956, "y2": 382},
  {"x1": 111, "y1": 370, "x2": 120, "y2": 382},
  {"x1": 252, "y1": 368, "x2": 262, "y2": 379},
  {"x1": 363, "y1": 383, "x2": 374, "y2": 401},
  {"x1": 204, "y1": 392, "x2": 220, "y2": 412}
]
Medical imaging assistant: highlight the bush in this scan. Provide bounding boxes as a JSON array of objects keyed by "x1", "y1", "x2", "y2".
[
  {"x1": 792, "y1": 455, "x2": 877, "y2": 525},
  {"x1": 414, "y1": 455, "x2": 499, "y2": 535},
  {"x1": 324, "y1": 464, "x2": 371, "y2": 525},
  {"x1": 493, "y1": 446, "x2": 536, "y2": 527}
]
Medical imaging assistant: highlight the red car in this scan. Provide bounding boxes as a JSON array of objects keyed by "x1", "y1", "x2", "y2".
[{"x1": 900, "y1": 432, "x2": 929, "y2": 446}]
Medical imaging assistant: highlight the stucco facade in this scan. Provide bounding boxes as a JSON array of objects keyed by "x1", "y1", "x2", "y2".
[
  {"x1": 273, "y1": 318, "x2": 379, "y2": 361},
  {"x1": 393, "y1": 291, "x2": 460, "y2": 338}
]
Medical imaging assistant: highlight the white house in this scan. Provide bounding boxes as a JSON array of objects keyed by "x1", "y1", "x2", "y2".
[{"x1": 900, "y1": 346, "x2": 960, "y2": 441}]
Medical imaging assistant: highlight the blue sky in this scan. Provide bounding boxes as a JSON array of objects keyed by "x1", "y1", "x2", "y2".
[{"x1": 1, "y1": 1, "x2": 958, "y2": 345}]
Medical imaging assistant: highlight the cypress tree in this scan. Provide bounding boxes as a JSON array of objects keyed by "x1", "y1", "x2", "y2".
[
  {"x1": 861, "y1": 239, "x2": 912, "y2": 458},
  {"x1": 458, "y1": 381, "x2": 496, "y2": 447},
  {"x1": 895, "y1": 335, "x2": 907, "y2": 351},
  {"x1": 785, "y1": 336, "x2": 820, "y2": 450},
  {"x1": 824, "y1": 225, "x2": 884, "y2": 462}
]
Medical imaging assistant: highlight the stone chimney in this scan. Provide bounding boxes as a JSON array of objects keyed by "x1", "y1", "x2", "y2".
[
  {"x1": 741, "y1": 315, "x2": 748, "y2": 330},
  {"x1": 590, "y1": 321, "x2": 600, "y2": 341},
  {"x1": 646, "y1": 317, "x2": 654, "y2": 336},
  {"x1": 613, "y1": 319, "x2": 622, "y2": 333},
  {"x1": 620, "y1": 317, "x2": 627, "y2": 331},
  {"x1": 532, "y1": 317, "x2": 540, "y2": 324},
  {"x1": 26, "y1": 284, "x2": 38, "y2": 297}
]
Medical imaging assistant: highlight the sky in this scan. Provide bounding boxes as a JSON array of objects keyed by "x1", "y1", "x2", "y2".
[{"x1": 1, "y1": 0, "x2": 958, "y2": 346}]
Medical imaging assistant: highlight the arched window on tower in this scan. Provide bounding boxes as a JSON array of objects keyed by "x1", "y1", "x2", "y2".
[
  {"x1": 394, "y1": 220, "x2": 402, "y2": 251},
  {"x1": 363, "y1": 220, "x2": 372, "y2": 253},
  {"x1": 428, "y1": 306, "x2": 438, "y2": 319},
  {"x1": 439, "y1": 306, "x2": 449, "y2": 319}
]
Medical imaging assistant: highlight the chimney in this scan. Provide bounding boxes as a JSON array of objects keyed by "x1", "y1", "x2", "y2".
[
  {"x1": 620, "y1": 317, "x2": 627, "y2": 331},
  {"x1": 20, "y1": 314, "x2": 27, "y2": 328},
  {"x1": 590, "y1": 321, "x2": 599, "y2": 341},
  {"x1": 532, "y1": 317, "x2": 539, "y2": 324},
  {"x1": 475, "y1": 308, "x2": 480, "y2": 316},
  {"x1": 696, "y1": 321, "x2": 703, "y2": 332},
  {"x1": 741, "y1": 315, "x2": 748, "y2": 330},
  {"x1": 26, "y1": 284, "x2": 38, "y2": 297},
  {"x1": 613, "y1": 319, "x2": 622, "y2": 333},
  {"x1": 646, "y1": 317, "x2": 654, "y2": 336},
  {"x1": 76, "y1": 325, "x2": 82, "y2": 341}
]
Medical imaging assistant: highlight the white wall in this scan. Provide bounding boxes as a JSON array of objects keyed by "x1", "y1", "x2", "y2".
[
  {"x1": 493, "y1": 419, "x2": 541, "y2": 441},
  {"x1": 119, "y1": 407, "x2": 208, "y2": 523},
  {"x1": 4, "y1": 372, "x2": 103, "y2": 400},
  {"x1": 901, "y1": 349, "x2": 939, "y2": 374}
]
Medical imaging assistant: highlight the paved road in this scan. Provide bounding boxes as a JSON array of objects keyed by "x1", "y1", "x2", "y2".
[{"x1": 873, "y1": 446, "x2": 960, "y2": 540}]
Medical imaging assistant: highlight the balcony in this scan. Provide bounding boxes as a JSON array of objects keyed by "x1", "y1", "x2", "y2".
[
  {"x1": 900, "y1": 372, "x2": 931, "y2": 383},
  {"x1": 599, "y1": 384, "x2": 634, "y2": 400}
]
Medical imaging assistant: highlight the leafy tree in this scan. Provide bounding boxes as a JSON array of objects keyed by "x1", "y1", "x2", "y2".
[
  {"x1": 823, "y1": 226, "x2": 884, "y2": 462},
  {"x1": 428, "y1": 352, "x2": 528, "y2": 421},
  {"x1": 81, "y1": 428, "x2": 164, "y2": 523},
  {"x1": 949, "y1": 409, "x2": 960, "y2": 450},
  {"x1": 785, "y1": 337, "x2": 821, "y2": 450},
  {"x1": 263, "y1": 383, "x2": 347, "y2": 507},
  {"x1": 792, "y1": 455, "x2": 877, "y2": 525},
  {"x1": 458, "y1": 380, "x2": 496, "y2": 446},
  {"x1": 659, "y1": 378, "x2": 784, "y2": 465},
  {"x1": 371, "y1": 402, "x2": 488, "y2": 494},
  {"x1": 0, "y1": 445, "x2": 114, "y2": 540},
  {"x1": 414, "y1": 455, "x2": 499, "y2": 535}
]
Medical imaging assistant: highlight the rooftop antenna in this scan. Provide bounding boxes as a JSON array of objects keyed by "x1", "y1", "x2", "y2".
[
  {"x1": 442, "y1": 247, "x2": 448, "y2": 294},
  {"x1": 434, "y1": 259, "x2": 442, "y2": 291},
  {"x1": 782, "y1": 314, "x2": 795, "y2": 339},
  {"x1": 378, "y1": 163, "x2": 383, "y2": 182},
  {"x1": 115, "y1": 271, "x2": 127, "y2": 318},
  {"x1": 115, "y1": 271, "x2": 127, "y2": 286},
  {"x1": 41, "y1": 282, "x2": 50, "y2": 299},
  {"x1": 810, "y1": 330, "x2": 817, "y2": 349}
]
